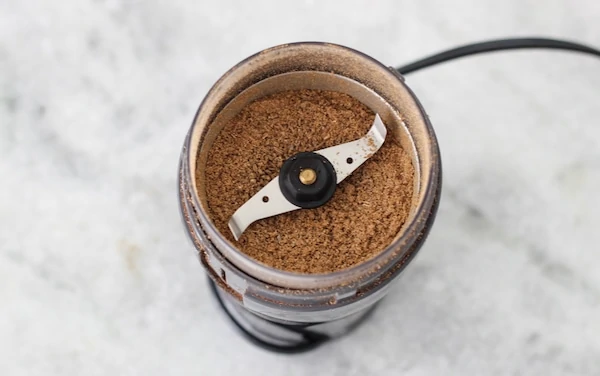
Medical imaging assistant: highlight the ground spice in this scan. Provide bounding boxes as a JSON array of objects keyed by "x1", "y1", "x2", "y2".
[{"x1": 202, "y1": 89, "x2": 415, "y2": 274}]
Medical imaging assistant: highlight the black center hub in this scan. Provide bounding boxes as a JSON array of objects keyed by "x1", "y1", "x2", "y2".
[{"x1": 279, "y1": 152, "x2": 337, "y2": 209}]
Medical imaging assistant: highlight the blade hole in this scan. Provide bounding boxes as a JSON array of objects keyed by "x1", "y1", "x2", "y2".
[
  {"x1": 346, "y1": 157, "x2": 353, "y2": 164},
  {"x1": 262, "y1": 196, "x2": 269, "y2": 203}
]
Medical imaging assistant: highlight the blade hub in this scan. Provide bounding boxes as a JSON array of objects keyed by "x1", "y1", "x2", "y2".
[{"x1": 278, "y1": 152, "x2": 337, "y2": 209}]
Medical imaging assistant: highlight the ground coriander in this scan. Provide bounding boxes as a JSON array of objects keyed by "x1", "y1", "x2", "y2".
[{"x1": 202, "y1": 89, "x2": 415, "y2": 274}]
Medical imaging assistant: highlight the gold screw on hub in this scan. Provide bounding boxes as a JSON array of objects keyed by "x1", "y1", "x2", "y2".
[{"x1": 299, "y1": 168, "x2": 317, "y2": 185}]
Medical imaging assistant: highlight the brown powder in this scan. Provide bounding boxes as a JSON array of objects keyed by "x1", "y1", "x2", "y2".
[{"x1": 201, "y1": 89, "x2": 414, "y2": 274}]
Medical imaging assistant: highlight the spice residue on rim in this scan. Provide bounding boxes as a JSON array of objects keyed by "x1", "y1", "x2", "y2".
[{"x1": 201, "y1": 89, "x2": 415, "y2": 274}]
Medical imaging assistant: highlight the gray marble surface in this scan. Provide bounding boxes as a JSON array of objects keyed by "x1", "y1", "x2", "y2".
[{"x1": 1, "y1": 0, "x2": 599, "y2": 375}]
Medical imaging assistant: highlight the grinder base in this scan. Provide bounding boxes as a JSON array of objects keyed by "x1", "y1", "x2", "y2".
[{"x1": 208, "y1": 279, "x2": 378, "y2": 353}]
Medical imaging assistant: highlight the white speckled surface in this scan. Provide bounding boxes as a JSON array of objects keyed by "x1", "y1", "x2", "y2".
[{"x1": 1, "y1": 1, "x2": 600, "y2": 375}]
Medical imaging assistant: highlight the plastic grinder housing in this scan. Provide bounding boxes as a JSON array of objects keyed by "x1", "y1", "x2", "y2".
[{"x1": 178, "y1": 42, "x2": 442, "y2": 351}]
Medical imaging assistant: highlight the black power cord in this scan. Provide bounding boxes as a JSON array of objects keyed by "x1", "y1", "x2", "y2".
[
  {"x1": 396, "y1": 37, "x2": 600, "y2": 75},
  {"x1": 207, "y1": 278, "x2": 330, "y2": 354}
]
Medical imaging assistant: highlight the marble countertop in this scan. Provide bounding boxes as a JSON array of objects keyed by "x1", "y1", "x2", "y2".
[{"x1": 1, "y1": 1, "x2": 599, "y2": 375}]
